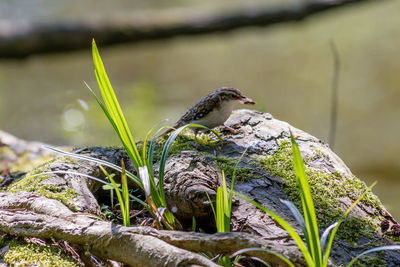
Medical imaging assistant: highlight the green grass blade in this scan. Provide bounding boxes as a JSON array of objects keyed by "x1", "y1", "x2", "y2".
[
  {"x1": 347, "y1": 246, "x2": 400, "y2": 267},
  {"x1": 234, "y1": 191, "x2": 314, "y2": 266},
  {"x1": 147, "y1": 125, "x2": 170, "y2": 178},
  {"x1": 280, "y1": 199, "x2": 308, "y2": 239},
  {"x1": 85, "y1": 81, "x2": 130, "y2": 152},
  {"x1": 121, "y1": 160, "x2": 130, "y2": 226},
  {"x1": 319, "y1": 222, "x2": 338, "y2": 253},
  {"x1": 231, "y1": 248, "x2": 295, "y2": 267},
  {"x1": 44, "y1": 146, "x2": 142, "y2": 188},
  {"x1": 221, "y1": 171, "x2": 230, "y2": 232},
  {"x1": 100, "y1": 165, "x2": 129, "y2": 226},
  {"x1": 344, "y1": 181, "x2": 377, "y2": 217},
  {"x1": 205, "y1": 191, "x2": 217, "y2": 223},
  {"x1": 192, "y1": 216, "x2": 197, "y2": 232},
  {"x1": 92, "y1": 40, "x2": 142, "y2": 170},
  {"x1": 216, "y1": 187, "x2": 224, "y2": 232},
  {"x1": 291, "y1": 134, "x2": 321, "y2": 264},
  {"x1": 158, "y1": 123, "x2": 212, "y2": 206}
]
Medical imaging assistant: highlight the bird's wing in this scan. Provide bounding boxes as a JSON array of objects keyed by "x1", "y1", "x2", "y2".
[{"x1": 179, "y1": 93, "x2": 222, "y2": 123}]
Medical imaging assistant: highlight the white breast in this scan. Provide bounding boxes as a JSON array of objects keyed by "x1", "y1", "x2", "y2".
[{"x1": 193, "y1": 100, "x2": 238, "y2": 129}]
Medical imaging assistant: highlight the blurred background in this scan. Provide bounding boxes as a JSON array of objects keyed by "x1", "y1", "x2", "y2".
[{"x1": 0, "y1": 0, "x2": 399, "y2": 218}]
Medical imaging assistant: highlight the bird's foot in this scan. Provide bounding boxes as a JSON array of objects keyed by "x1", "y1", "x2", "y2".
[{"x1": 222, "y1": 125, "x2": 240, "y2": 134}]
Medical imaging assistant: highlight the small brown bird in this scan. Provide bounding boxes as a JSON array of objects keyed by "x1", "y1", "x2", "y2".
[{"x1": 162, "y1": 87, "x2": 255, "y2": 144}]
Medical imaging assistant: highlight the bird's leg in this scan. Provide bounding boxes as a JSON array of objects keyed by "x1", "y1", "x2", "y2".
[
  {"x1": 222, "y1": 125, "x2": 240, "y2": 134},
  {"x1": 189, "y1": 129, "x2": 200, "y2": 149}
]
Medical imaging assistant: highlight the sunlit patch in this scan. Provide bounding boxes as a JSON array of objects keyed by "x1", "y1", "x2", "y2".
[
  {"x1": 171, "y1": 206, "x2": 178, "y2": 213},
  {"x1": 62, "y1": 108, "x2": 85, "y2": 132}
]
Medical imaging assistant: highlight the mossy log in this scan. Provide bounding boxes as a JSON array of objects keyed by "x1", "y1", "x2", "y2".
[{"x1": 0, "y1": 109, "x2": 399, "y2": 266}]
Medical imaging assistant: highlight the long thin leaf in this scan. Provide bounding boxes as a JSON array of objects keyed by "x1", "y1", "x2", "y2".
[
  {"x1": 147, "y1": 125, "x2": 170, "y2": 178},
  {"x1": 234, "y1": 191, "x2": 314, "y2": 266},
  {"x1": 280, "y1": 199, "x2": 307, "y2": 238},
  {"x1": 121, "y1": 160, "x2": 130, "y2": 226},
  {"x1": 216, "y1": 187, "x2": 224, "y2": 232},
  {"x1": 319, "y1": 222, "x2": 338, "y2": 252},
  {"x1": 291, "y1": 134, "x2": 321, "y2": 264},
  {"x1": 347, "y1": 245, "x2": 400, "y2": 267},
  {"x1": 92, "y1": 40, "x2": 142, "y2": 171},
  {"x1": 205, "y1": 191, "x2": 217, "y2": 223},
  {"x1": 221, "y1": 171, "x2": 230, "y2": 232},
  {"x1": 44, "y1": 146, "x2": 142, "y2": 187},
  {"x1": 231, "y1": 248, "x2": 295, "y2": 267},
  {"x1": 100, "y1": 165, "x2": 130, "y2": 226},
  {"x1": 84, "y1": 81, "x2": 126, "y2": 148},
  {"x1": 158, "y1": 123, "x2": 212, "y2": 206}
]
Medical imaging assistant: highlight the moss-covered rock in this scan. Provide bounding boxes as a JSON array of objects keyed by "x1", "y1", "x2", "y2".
[{"x1": 1, "y1": 237, "x2": 79, "y2": 266}]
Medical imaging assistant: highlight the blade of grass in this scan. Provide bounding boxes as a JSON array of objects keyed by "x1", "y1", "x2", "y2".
[
  {"x1": 158, "y1": 123, "x2": 212, "y2": 206},
  {"x1": 192, "y1": 216, "x2": 197, "y2": 232},
  {"x1": 121, "y1": 160, "x2": 130, "y2": 226},
  {"x1": 319, "y1": 222, "x2": 338, "y2": 253},
  {"x1": 221, "y1": 171, "x2": 230, "y2": 232},
  {"x1": 234, "y1": 191, "x2": 314, "y2": 266},
  {"x1": 280, "y1": 199, "x2": 307, "y2": 238},
  {"x1": 291, "y1": 134, "x2": 321, "y2": 264},
  {"x1": 44, "y1": 146, "x2": 142, "y2": 188},
  {"x1": 230, "y1": 248, "x2": 295, "y2": 267},
  {"x1": 100, "y1": 165, "x2": 129, "y2": 226},
  {"x1": 147, "y1": 125, "x2": 171, "y2": 178},
  {"x1": 347, "y1": 246, "x2": 400, "y2": 267},
  {"x1": 92, "y1": 40, "x2": 142, "y2": 170},
  {"x1": 216, "y1": 187, "x2": 224, "y2": 232},
  {"x1": 205, "y1": 191, "x2": 217, "y2": 223}
]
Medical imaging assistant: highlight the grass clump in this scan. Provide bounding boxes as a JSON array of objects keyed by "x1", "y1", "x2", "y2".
[
  {"x1": 258, "y1": 139, "x2": 381, "y2": 243},
  {"x1": 3, "y1": 240, "x2": 78, "y2": 266}
]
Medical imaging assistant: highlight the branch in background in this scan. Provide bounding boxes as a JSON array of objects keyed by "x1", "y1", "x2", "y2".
[
  {"x1": 328, "y1": 41, "x2": 340, "y2": 150},
  {"x1": 0, "y1": 0, "x2": 377, "y2": 58}
]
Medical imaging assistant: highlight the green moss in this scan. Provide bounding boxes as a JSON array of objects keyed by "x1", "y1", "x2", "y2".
[
  {"x1": 153, "y1": 129, "x2": 220, "y2": 160},
  {"x1": 354, "y1": 253, "x2": 386, "y2": 267},
  {"x1": 7, "y1": 158, "x2": 79, "y2": 211},
  {"x1": 258, "y1": 139, "x2": 381, "y2": 243},
  {"x1": 3, "y1": 239, "x2": 79, "y2": 266},
  {"x1": 214, "y1": 157, "x2": 259, "y2": 182}
]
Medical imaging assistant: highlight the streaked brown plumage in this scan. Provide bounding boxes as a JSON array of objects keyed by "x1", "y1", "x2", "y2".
[{"x1": 162, "y1": 87, "x2": 255, "y2": 139}]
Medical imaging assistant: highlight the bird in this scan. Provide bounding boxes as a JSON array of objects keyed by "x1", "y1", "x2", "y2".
[{"x1": 161, "y1": 87, "x2": 256, "y2": 145}]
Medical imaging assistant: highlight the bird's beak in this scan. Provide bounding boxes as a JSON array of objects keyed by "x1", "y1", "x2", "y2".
[{"x1": 240, "y1": 96, "x2": 256, "y2": 105}]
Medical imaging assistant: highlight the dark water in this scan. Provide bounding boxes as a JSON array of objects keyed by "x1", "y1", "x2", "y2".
[{"x1": 0, "y1": 1, "x2": 399, "y2": 218}]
